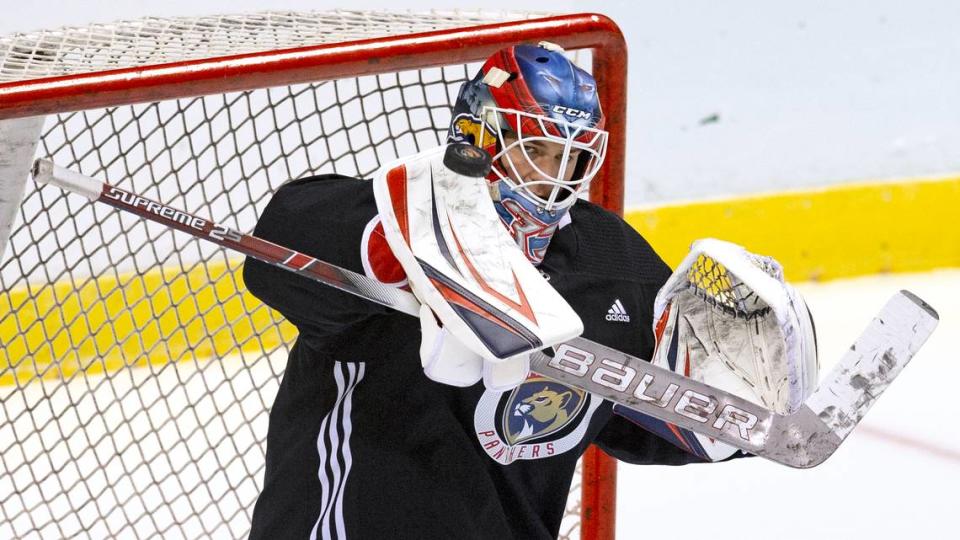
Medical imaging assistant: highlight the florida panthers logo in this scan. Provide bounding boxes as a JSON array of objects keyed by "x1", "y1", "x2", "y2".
[
  {"x1": 505, "y1": 384, "x2": 585, "y2": 445},
  {"x1": 474, "y1": 376, "x2": 601, "y2": 464}
]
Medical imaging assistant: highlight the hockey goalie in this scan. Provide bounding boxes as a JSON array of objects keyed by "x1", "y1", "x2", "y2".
[
  {"x1": 237, "y1": 42, "x2": 821, "y2": 538},
  {"x1": 29, "y1": 40, "x2": 832, "y2": 539}
]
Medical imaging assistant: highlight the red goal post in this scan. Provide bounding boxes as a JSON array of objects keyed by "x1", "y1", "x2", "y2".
[{"x1": 0, "y1": 11, "x2": 625, "y2": 540}]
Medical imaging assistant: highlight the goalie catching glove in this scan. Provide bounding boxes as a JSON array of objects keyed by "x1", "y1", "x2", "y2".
[
  {"x1": 615, "y1": 239, "x2": 819, "y2": 461},
  {"x1": 372, "y1": 145, "x2": 583, "y2": 391}
]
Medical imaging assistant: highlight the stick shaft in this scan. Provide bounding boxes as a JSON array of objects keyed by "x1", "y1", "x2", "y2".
[{"x1": 32, "y1": 159, "x2": 420, "y2": 316}]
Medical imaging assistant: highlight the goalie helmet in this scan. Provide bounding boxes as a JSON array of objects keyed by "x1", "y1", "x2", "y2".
[{"x1": 447, "y1": 42, "x2": 609, "y2": 265}]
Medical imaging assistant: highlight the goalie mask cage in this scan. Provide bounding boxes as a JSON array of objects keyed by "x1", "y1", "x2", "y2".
[{"x1": 0, "y1": 10, "x2": 625, "y2": 540}]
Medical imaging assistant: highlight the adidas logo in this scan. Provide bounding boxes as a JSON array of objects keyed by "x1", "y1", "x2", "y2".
[{"x1": 605, "y1": 299, "x2": 631, "y2": 323}]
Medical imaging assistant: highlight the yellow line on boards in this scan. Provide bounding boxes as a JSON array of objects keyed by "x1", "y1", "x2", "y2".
[
  {"x1": 0, "y1": 259, "x2": 295, "y2": 387},
  {"x1": 625, "y1": 175, "x2": 959, "y2": 282}
]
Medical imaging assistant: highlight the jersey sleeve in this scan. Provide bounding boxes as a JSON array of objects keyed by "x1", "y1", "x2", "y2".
[{"x1": 242, "y1": 175, "x2": 392, "y2": 346}]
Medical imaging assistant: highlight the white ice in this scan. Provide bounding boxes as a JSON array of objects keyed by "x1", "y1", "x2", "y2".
[{"x1": 617, "y1": 269, "x2": 960, "y2": 540}]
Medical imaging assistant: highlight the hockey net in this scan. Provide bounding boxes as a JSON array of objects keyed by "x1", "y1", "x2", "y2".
[{"x1": 0, "y1": 10, "x2": 624, "y2": 540}]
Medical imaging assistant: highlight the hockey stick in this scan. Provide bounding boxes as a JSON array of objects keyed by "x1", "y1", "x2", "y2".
[{"x1": 32, "y1": 159, "x2": 939, "y2": 468}]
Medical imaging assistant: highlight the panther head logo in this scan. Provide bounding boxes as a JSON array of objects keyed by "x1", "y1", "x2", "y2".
[
  {"x1": 505, "y1": 383, "x2": 584, "y2": 445},
  {"x1": 476, "y1": 376, "x2": 597, "y2": 464}
]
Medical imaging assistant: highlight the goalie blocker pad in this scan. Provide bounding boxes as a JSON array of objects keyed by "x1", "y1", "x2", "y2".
[
  {"x1": 372, "y1": 145, "x2": 583, "y2": 362},
  {"x1": 615, "y1": 239, "x2": 818, "y2": 461}
]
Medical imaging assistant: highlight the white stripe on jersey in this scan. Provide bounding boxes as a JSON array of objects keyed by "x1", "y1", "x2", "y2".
[
  {"x1": 310, "y1": 362, "x2": 365, "y2": 540},
  {"x1": 310, "y1": 364, "x2": 344, "y2": 540},
  {"x1": 333, "y1": 363, "x2": 363, "y2": 538}
]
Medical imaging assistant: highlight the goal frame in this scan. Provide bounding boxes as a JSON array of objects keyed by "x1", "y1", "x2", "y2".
[{"x1": 0, "y1": 12, "x2": 625, "y2": 540}]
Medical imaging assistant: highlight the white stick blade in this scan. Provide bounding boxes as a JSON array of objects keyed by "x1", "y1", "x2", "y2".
[{"x1": 806, "y1": 290, "x2": 938, "y2": 438}]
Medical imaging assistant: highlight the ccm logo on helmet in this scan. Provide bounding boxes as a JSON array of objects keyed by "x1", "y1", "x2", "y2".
[
  {"x1": 543, "y1": 344, "x2": 759, "y2": 442},
  {"x1": 551, "y1": 105, "x2": 592, "y2": 120}
]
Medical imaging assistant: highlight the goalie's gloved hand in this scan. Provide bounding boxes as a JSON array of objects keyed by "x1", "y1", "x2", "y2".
[
  {"x1": 482, "y1": 352, "x2": 530, "y2": 391},
  {"x1": 418, "y1": 303, "x2": 530, "y2": 391},
  {"x1": 617, "y1": 238, "x2": 819, "y2": 462}
]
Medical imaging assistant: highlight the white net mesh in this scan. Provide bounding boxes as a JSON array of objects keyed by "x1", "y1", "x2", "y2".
[
  {"x1": 0, "y1": 10, "x2": 547, "y2": 83},
  {"x1": 0, "y1": 10, "x2": 602, "y2": 540}
]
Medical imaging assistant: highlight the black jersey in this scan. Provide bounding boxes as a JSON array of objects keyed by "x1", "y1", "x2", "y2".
[{"x1": 243, "y1": 174, "x2": 704, "y2": 540}]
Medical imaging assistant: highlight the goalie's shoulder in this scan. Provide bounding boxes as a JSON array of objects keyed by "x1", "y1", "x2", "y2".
[
  {"x1": 252, "y1": 172, "x2": 377, "y2": 259},
  {"x1": 271, "y1": 173, "x2": 372, "y2": 211},
  {"x1": 565, "y1": 199, "x2": 671, "y2": 285},
  {"x1": 257, "y1": 173, "x2": 375, "y2": 232}
]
